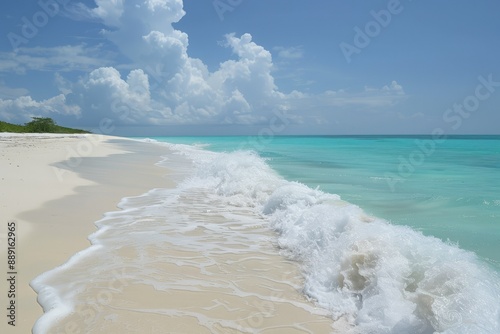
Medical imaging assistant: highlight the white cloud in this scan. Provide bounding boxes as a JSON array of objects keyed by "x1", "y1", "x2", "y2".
[
  {"x1": 72, "y1": 1, "x2": 323, "y2": 125},
  {"x1": 69, "y1": 67, "x2": 156, "y2": 125},
  {"x1": 0, "y1": 0, "x2": 408, "y2": 130},
  {"x1": 274, "y1": 46, "x2": 304, "y2": 60},
  {"x1": 92, "y1": 0, "x2": 124, "y2": 27},
  {"x1": 0, "y1": 94, "x2": 80, "y2": 123},
  {"x1": 382, "y1": 80, "x2": 405, "y2": 95}
]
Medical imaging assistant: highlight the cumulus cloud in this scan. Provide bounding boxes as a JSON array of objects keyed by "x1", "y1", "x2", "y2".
[
  {"x1": 63, "y1": 31, "x2": 287, "y2": 126},
  {"x1": 75, "y1": 67, "x2": 151, "y2": 123},
  {"x1": 0, "y1": 0, "x2": 407, "y2": 130},
  {"x1": 91, "y1": 0, "x2": 124, "y2": 27},
  {"x1": 0, "y1": 94, "x2": 80, "y2": 123}
]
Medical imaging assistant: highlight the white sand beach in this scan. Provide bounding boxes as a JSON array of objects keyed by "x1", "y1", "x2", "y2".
[
  {"x1": 0, "y1": 134, "x2": 336, "y2": 333},
  {"x1": 0, "y1": 134, "x2": 174, "y2": 333}
]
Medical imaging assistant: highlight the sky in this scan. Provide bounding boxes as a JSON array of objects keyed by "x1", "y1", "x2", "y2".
[{"x1": 0, "y1": 0, "x2": 499, "y2": 136}]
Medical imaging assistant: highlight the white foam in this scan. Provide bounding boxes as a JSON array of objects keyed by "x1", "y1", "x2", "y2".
[
  {"x1": 31, "y1": 144, "x2": 500, "y2": 333},
  {"x1": 175, "y1": 147, "x2": 500, "y2": 333},
  {"x1": 31, "y1": 243, "x2": 107, "y2": 333}
]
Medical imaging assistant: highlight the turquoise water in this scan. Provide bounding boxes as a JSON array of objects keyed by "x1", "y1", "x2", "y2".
[
  {"x1": 141, "y1": 136, "x2": 500, "y2": 271},
  {"x1": 33, "y1": 135, "x2": 500, "y2": 333}
]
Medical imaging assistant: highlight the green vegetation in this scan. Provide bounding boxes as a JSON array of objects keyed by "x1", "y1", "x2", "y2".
[
  {"x1": 0, "y1": 117, "x2": 90, "y2": 134},
  {"x1": 0, "y1": 120, "x2": 25, "y2": 133},
  {"x1": 24, "y1": 117, "x2": 58, "y2": 132}
]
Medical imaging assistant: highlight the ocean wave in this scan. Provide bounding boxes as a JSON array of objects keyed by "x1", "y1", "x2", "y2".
[{"x1": 172, "y1": 146, "x2": 500, "y2": 334}]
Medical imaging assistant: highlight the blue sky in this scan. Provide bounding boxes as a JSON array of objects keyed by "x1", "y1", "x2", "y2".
[{"x1": 1, "y1": 0, "x2": 499, "y2": 135}]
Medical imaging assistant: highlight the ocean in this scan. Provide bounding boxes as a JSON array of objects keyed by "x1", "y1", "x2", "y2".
[
  {"x1": 152, "y1": 135, "x2": 500, "y2": 269},
  {"x1": 32, "y1": 135, "x2": 500, "y2": 333}
]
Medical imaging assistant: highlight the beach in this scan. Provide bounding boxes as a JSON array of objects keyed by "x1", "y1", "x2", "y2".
[
  {"x1": 140, "y1": 135, "x2": 500, "y2": 333},
  {"x1": 2, "y1": 134, "x2": 499, "y2": 333},
  {"x1": 0, "y1": 134, "x2": 336, "y2": 333},
  {"x1": 0, "y1": 134, "x2": 174, "y2": 332}
]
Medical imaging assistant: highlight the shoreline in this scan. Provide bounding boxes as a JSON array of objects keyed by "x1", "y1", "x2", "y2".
[
  {"x1": 0, "y1": 134, "x2": 174, "y2": 333},
  {"x1": 1, "y1": 134, "x2": 337, "y2": 333}
]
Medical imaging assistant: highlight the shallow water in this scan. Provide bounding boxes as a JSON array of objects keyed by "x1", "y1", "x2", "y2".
[
  {"x1": 31, "y1": 146, "x2": 335, "y2": 333},
  {"x1": 32, "y1": 136, "x2": 500, "y2": 333},
  {"x1": 150, "y1": 136, "x2": 500, "y2": 271}
]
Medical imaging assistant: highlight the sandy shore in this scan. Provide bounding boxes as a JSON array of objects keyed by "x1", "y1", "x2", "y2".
[
  {"x1": 0, "y1": 134, "x2": 337, "y2": 333},
  {"x1": 0, "y1": 134, "x2": 174, "y2": 333}
]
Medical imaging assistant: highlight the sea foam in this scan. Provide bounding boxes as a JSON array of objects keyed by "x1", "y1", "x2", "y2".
[
  {"x1": 171, "y1": 145, "x2": 500, "y2": 333},
  {"x1": 32, "y1": 141, "x2": 500, "y2": 333}
]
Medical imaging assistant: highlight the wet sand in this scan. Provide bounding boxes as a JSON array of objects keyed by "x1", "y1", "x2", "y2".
[{"x1": 0, "y1": 134, "x2": 337, "y2": 333}]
